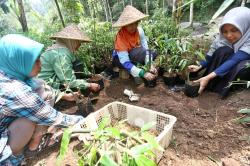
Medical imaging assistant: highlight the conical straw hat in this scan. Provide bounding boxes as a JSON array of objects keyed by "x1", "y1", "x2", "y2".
[
  {"x1": 50, "y1": 24, "x2": 91, "y2": 42},
  {"x1": 113, "y1": 5, "x2": 149, "y2": 28}
]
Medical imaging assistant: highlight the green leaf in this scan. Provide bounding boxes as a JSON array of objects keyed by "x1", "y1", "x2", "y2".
[
  {"x1": 99, "y1": 154, "x2": 119, "y2": 166},
  {"x1": 78, "y1": 159, "x2": 84, "y2": 166},
  {"x1": 141, "y1": 133, "x2": 163, "y2": 151},
  {"x1": 238, "y1": 117, "x2": 250, "y2": 124},
  {"x1": 238, "y1": 108, "x2": 250, "y2": 114},
  {"x1": 89, "y1": 146, "x2": 97, "y2": 164},
  {"x1": 130, "y1": 144, "x2": 152, "y2": 156},
  {"x1": 141, "y1": 122, "x2": 156, "y2": 132},
  {"x1": 105, "y1": 127, "x2": 121, "y2": 138},
  {"x1": 98, "y1": 116, "x2": 110, "y2": 130},
  {"x1": 210, "y1": 0, "x2": 235, "y2": 23},
  {"x1": 57, "y1": 128, "x2": 72, "y2": 165},
  {"x1": 55, "y1": 91, "x2": 65, "y2": 103},
  {"x1": 134, "y1": 155, "x2": 157, "y2": 166}
]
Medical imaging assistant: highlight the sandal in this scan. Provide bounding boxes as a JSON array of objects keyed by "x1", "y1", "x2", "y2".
[{"x1": 24, "y1": 133, "x2": 61, "y2": 158}]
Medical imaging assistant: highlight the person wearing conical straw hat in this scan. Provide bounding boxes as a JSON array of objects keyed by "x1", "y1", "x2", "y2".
[
  {"x1": 111, "y1": 5, "x2": 158, "y2": 83},
  {"x1": 38, "y1": 24, "x2": 100, "y2": 93}
]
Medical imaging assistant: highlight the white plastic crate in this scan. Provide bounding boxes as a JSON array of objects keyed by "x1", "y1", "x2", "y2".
[{"x1": 79, "y1": 101, "x2": 177, "y2": 163}]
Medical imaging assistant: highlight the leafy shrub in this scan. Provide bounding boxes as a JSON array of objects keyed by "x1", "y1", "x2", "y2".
[
  {"x1": 142, "y1": 9, "x2": 181, "y2": 57},
  {"x1": 78, "y1": 18, "x2": 115, "y2": 72},
  {"x1": 156, "y1": 37, "x2": 206, "y2": 75},
  {"x1": 23, "y1": 23, "x2": 62, "y2": 51}
]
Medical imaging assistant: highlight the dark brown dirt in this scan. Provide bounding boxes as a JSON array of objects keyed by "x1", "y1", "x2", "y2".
[{"x1": 26, "y1": 77, "x2": 250, "y2": 166}]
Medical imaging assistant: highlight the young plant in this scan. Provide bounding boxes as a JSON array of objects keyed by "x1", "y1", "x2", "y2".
[
  {"x1": 237, "y1": 108, "x2": 250, "y2": 126},
  {"x1": 57, "y1": 116, "x2": 163, "y2": 166}
]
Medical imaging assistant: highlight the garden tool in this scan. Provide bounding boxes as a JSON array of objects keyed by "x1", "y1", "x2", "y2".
[{"x1": 124, "y1": 89, "x2": 140, "y2": 102}]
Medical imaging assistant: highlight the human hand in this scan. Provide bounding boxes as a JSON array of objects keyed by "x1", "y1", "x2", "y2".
[
  {"x1": 61, "y1": 92, "x2": 79, "y2": 101},
  {"x1": 144, "y1": 72, "x2": 156, "y2": 81},
  {"x1": 188, "y1": 65, "x2": 202, "y2": 72},
  {"x1": 193, "y1": 76, "x2": 210, "y2": 94},
  {"x1": 150, "y1": 66, "x2": 158, "y2": 75},
  {"x1": 89, "y1": 83, "x2": 100, "y2": 92}
]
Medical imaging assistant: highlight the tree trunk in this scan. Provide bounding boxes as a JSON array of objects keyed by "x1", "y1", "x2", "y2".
[
  {"x1": 54, "y1": 0, "x2": 65, "y2": 27},
  {"x1": 145, "y1": 0, "x2": 148, "y2": 14},
  {"x1": 130, "y1": 0, "x2": 133, "y2": 6},
  {"x1": 189, "y1": 1, "x2": 193, "y2": 27},
  {"x1": 163, "y1": 0, "x2": 165, "y2": 10},
  {"x1": 122, "y1": 0, "x2": 125, "y2": 7},
  {"x1": 102, "y1": 0, "x2": 109, "y2": 22},
  {"x1": 172, "y1": 0, "x2": 176, "y2": 19},
  {"x1": 17, "y1": 0, "x2": 28, "y2": 32},
  {"x1": 106, "y1": 0, "x2": 112, "y2": 24},
  {"x1": 241, "y1": 0, "x2": 246, "y2": 6}
]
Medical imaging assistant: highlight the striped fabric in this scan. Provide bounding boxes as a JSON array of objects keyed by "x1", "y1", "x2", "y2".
[{"x1": 0, "y1": 70, "x2": 83, "y2": 165}]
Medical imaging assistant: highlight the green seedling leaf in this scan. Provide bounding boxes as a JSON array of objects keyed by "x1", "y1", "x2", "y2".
[
  {"x1": 141, "y1": 132, "x2": 163, "y2": 151},
  {"x1": 207, "y1": 155, "x2": 219, "y2": 164},
  {"x1": 89, "y1": 146, "x2": 97, "y2": 164},
  {"x1": 238, "y1": 108, "x2": 250, "y2": 114},
  {"x1": 141, "y1": 122, "x2": 156, "y2": 132},
  {"x1": 98, "y1": 116, "x2": 110, "y2": 130},
  {"x1": 134, "y1": 155, "x2": 157, "y2": 166},
  {"x1": 78, "y1": 158, "x2": 84, "y2": 166},
  {"x1": 105, "y1": 127, "x2": 121, "y2": 138},
  {"x1": 239, "y1": 134, "x2": 250, "y2": 143},
  {"x1": 55, "y1": 91, "x2": 65, "y2": 103},
  {"x1": 130, "y1": 144, "x2": 152, "y2": 156},
  {"x1": 57, "y1": 128, "x2": 72, "y2": 165},
  {"x1": 238, "y1": 117, "x2": 250, "y2": 124},
  {"x1": 99, "y1": 154, "x2": 119, "y2": 166}
]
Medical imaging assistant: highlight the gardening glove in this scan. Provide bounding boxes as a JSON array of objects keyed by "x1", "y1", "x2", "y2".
[
  {"x1": 188, "y1": 65, "x2": 202, "y2": 72},
  {"x1": 144, "y1": 72, "x2": 156, "y2": 81}
]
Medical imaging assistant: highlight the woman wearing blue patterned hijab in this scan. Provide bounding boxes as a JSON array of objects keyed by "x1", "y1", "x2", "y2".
[
  {"x1": 0, "y1": 34, "x2": 44, "y2": 88},
  {"x1": 0, "y1": 34, "x2": 83, "y2": 166}
]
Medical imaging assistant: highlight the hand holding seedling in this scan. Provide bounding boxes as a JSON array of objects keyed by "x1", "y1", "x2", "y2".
[
  {"x1": 61, "y1": 92, "x2": 80, "y2": 101},
  {"x1": 150, "y1": 65, "x2": 158, "y2": 75},
  {"x1": 144, "y1": 72, "x2": 156, "y2": 81},
  {"x1": 89, "y1": 83, "x2": 100, "y2": 92},
  {"x1": 188, "y1": 65, "x2": 202, "y2": 72}
]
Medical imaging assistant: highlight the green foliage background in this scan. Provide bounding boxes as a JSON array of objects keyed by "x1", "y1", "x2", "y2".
[{"x1": 0, "y1": 0, "x2": 240, "y2": 72}]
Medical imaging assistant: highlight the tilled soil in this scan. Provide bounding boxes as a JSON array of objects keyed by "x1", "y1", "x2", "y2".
[{"x1": 26, "y1": 78, "x2": 250, "y2": 166}]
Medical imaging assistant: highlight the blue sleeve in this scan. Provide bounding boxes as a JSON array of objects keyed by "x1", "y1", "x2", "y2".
[
  {"x1": 117, "y1": 51, "x2": 144, "y2": 78},
  {"x1": 199, "y1": 55, "x2": 212, "y2": 68},
  {"x1": 138, "y1": 27, "x2": 148, "y2": 50},
  {"x1": 215, "y1": 50, "x2": 250, "y2": 76}
]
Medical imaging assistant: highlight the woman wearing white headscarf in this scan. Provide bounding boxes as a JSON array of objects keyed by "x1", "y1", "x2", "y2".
[{"x1": 188, "y1": 7, "x2": 250, "y2": 97}]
